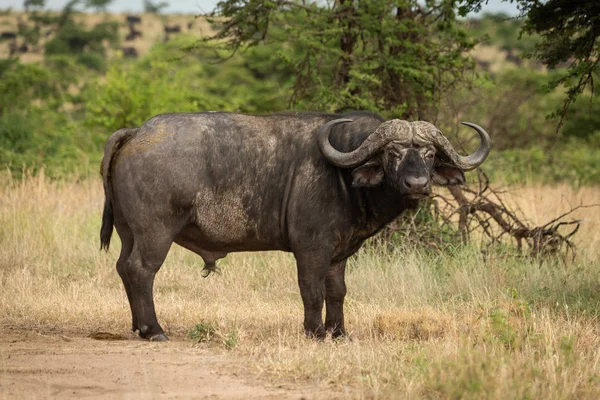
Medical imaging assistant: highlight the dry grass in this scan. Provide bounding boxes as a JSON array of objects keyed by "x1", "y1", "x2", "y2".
[
  {"x1": 501, "y1": 185, "x2": 600, "y2": 254},
  {"x1": 1, "y1": 173, "x2": 600, "y2": 398}
]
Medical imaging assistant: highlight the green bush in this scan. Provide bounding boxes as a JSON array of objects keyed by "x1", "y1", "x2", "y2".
[
  {"x1": 76, "y1": 52, "x2": 106, "y2": 71},
  {"x1": 483, "y1": 140, "x2": 600, "y2": 186},
  {"x1": 84, "y1": 36, "x2": 292, "y2": 133},
  {"x1": 0, "y1": 109, "x2": 90, "y2": 176},
  {"x1": 0, "y1": 36, "x2": 293, "y2": 176},
  {"x1": 562, "y1": 91, "x2": 600, "y2": 141},
  {"x1": 0, "y1": 62, "x2": 60, "y2": 113},
  {"x1": 84, "y1": 58, "x2": 200, "y2": 132},
  {"x1": 0, "y1": 113, "x2": 35, "y2": 155}
]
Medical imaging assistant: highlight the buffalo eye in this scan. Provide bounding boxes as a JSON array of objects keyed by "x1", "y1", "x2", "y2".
[{"x1": 424, "y1": 151, "x2": 435, "y2": 160}]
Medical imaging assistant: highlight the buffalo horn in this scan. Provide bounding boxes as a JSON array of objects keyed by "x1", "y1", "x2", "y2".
[
  {"x1": 318, "y1": 118, "x2": 411, "y2": 168},
  {"x1": 422, "y1": 122, "x2": 491, "y2": 171}
]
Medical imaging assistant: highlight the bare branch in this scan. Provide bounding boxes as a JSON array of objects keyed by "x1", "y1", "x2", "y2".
[{"x1": 381, "y1": 171, "x2": 596, "y2": 260}]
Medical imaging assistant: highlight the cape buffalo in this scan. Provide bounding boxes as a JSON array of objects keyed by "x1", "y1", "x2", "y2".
[{"x1": 100, "y1": 112, "x2": 491, "y2": 341}]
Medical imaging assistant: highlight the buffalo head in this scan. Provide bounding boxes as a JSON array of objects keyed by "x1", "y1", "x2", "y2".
[{"x1": 318, "y1": 118, "x2": 491, "y2": 199}]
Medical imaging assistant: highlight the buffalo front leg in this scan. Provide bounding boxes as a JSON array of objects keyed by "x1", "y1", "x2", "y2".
[
  {"x1": 294, "y1": 249, "x2": 332, "y2": 340},
  {"x1": 325, "y1": 259, "x2": 347, "y2": 338}
]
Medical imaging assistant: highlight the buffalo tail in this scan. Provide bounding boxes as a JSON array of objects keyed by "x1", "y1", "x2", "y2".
[{"x1": 100, "y1": 128, "x2": 137, "y2": 251}]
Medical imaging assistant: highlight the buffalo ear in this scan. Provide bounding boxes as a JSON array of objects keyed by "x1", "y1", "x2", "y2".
[
  {"x1": 351, "y1": 160, "x2": 383, "y2": 187},
  {"x1": 432, "y1": 164, "x2": 466, "y2": 185}
]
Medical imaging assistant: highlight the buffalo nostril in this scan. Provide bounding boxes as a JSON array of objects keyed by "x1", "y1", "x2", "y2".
[{"x1": 404, "y1": 176, "x2": 428, "y2": 190}]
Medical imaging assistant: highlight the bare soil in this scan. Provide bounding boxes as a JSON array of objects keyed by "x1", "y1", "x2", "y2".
[{"x1": 0, "y1": 326, "x2": 339, "y2": 399}]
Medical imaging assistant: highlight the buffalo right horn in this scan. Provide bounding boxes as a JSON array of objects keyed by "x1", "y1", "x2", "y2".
[{"x1": 318, "y1": 118, "x2": 412, "y2": 168}]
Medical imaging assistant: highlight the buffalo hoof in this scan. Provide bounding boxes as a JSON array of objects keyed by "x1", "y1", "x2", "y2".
[
  {"x1": 304, "y1": 328, "x2": 326, "y2": 341},
  {"x1": 149, "y1": 333, "x2": 169, "y2": 342},
  {"x1": 138, "y1": 325, "x2": 168, "y2": 341},
  {"x1": 329, "y1": 327, "x2": 349, "y2": 340},
  {"x1": 332, "y1": 333, "x2": 351, "y2": 342}
]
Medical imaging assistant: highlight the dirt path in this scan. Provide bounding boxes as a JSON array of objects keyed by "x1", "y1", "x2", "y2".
[{"x1": 0, "y1": 328, "x2": 334, "y2": 399}]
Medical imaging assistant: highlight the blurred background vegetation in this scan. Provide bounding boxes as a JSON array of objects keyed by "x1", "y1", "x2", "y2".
[{"x1": 0, "y1": 0, "x2": 598, "y2": 185}]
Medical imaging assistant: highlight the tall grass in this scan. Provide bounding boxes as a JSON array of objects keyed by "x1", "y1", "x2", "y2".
[{"x1": 1, "y1": 173, "x2": 600, "y2": 398}]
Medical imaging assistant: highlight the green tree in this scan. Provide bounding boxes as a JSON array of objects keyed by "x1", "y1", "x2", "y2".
[
  {"x1": 23, "y1": 0, "x2": 45, "y2": 12},
  {"x1": 208, "y1": 0, "x2": 477, "y2": 120},
  {"x1": 85, "y1": 0, "x2": 112, "y2": 11},
  {"x1": 143, "y1": 0, "x2": 169, "y2": 14},
  {"x1": 467, "y1": 13, "x2": 539, "y2": 53},
  {"x1": 459, "y1": 0, "x2": 600, "y2": 127}
]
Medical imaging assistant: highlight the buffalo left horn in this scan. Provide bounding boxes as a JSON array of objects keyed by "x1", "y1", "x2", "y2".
[{"x1": 427, "y1": 122, "x2": 491, "y2": 171}]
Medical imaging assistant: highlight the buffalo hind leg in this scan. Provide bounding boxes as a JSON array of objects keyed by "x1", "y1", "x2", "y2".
[
  {"x1": 325, "y1": 259, "x2": 347, "y2": 338},
  {"x1": 126, "y1": 232, "x2": 173, "y2": 341},
  {"x1": 114, "y1": 223, "x2": 137, "y2": 333},
  {"x1": 294, "y1": 249, "x2": 332, "y2": 340}
]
